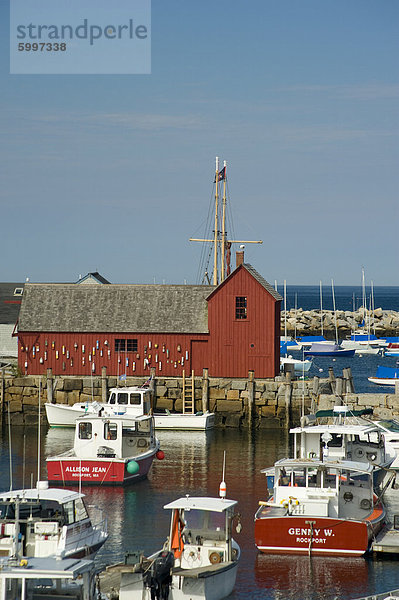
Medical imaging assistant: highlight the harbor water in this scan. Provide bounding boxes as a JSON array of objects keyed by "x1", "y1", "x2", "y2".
[
  {"x1": 2, "y1": 417, "x2": 399, "y2": 599},
  {"x1": 1, "y1": 285, "x2": 398, "y2": 599}
]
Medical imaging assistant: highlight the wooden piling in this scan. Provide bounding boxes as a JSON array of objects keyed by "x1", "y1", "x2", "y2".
[
  {"x1": 47, "y1": 368, "x2": 54, "y2": 404},
  {"x1": 248, "y1": 370, "x2": 255, "y2": 428},
  {"x1": 0, "y1": 368, "x2": 4, "y2": 423},
  {"x1": 285, "y1": 371, "x2": 292, "y2": 429},
  {"x1": 202, "y1": 368, "x2": 209, "y2": 413},
  {"x1": 101, "y1": 366, "x2": 108, "y2": 402}
]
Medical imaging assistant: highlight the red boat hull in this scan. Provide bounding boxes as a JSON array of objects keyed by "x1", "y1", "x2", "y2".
[
  {"x1": 47, "y1": 455, "x2": 155, "y2": 485},
  {"x1": 255, "y1": 516, "x2": 376, "y2": 556}
]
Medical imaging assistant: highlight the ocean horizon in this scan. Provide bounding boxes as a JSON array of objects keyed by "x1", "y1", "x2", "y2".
[{"x1": 277, "y1": 285, "x2": 399, "y2": 313}]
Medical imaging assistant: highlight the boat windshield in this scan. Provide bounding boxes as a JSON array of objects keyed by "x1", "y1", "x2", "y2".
[
  {"x1": 62, "y1": 498, "x2": 89, "y2": 524},
  {"x1": 183, "y1": 509, "x2": 226, "y2": 541},
  {"x1": 0, "y1": 500, "x2": 67, "y2": 522},
  {"x1": 379, "y1": 419, "x2": 399, "y2": 433}
]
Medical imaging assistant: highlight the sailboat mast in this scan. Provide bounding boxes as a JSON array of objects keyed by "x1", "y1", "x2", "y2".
[
  {"x1": 213, "y1": 156, "x2": 219, "y2": 285},
  {"x1": 221, "y1": 160, "x2": 227, "y2": 282},
  {"x1": 320, "y1": 281, "x2": 324, "y2": 337},
  {"x1": 284, "y1": 280, "x2": 287, "y2": 339},
  {"x1": 331, "y1": 279, "x2": 338, "y2": 344}
]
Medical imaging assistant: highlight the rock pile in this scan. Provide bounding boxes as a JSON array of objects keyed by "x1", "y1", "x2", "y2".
[{"x1": 281, "y1": 307, "x2": 399, "y2": 338}]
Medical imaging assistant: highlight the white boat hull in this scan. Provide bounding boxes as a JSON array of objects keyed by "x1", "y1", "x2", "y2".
[
  {"x1": 45, "y1": 402, "x2": 215, "y2": 430},
  {"x1": 368, "y1": 377, "x2": 399, "y2": 387},
  {"x1": 120, "y1": 561, "x2": 238, "y2": 600}
]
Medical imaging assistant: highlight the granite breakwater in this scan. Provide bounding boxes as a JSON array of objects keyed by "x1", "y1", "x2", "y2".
[{"x1": 281, "y1": 307, "x2": 399, "y2": 338}]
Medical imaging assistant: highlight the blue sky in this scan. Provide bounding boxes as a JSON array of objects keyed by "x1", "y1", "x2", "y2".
[{"x1": 1, "y1": 0, "x2": 398, "y2": 286}]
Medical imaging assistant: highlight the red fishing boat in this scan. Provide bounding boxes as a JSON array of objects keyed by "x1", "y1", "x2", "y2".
[
  {"x1": 47, "y1": 412, "x2": 164, "y2": 485},
  {"x1": 254, "y1": 458, "x2": 386, "y2": 556}
]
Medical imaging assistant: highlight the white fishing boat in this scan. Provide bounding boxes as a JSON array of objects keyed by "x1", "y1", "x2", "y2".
[
  {"x1": 0, "y1": 482, "x2": 108, "y2": 559},
  {"x1": 47, "y1": 412, "x2": 163, "y2": 486},
  {"x1": 255, "y1": 457, "x2": 386, "y2": 556},
  {"x1": 45, "y1": 385, "x2": 215, "y2": 431},
  {"x1": 0, "y1": 555, "x2": 102, "y2": 600},
  {"x1": 107, "y1": 457, "x2": 241, "y2": 600},
  {"x1": 280, "y1": 355, "x2": 312, "y2": 374},
  {"x1": 368, "y1": 366, "x2": 399, "y2": 387},
  {"x1": 290, "y1": 406, "x2": 396, "y2": 487},
  {"x1": 372, "y1": 418, "x2": 399, "y2": 469}
]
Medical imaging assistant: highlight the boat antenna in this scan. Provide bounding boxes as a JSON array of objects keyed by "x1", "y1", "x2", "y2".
[
  {"x1": 37, "y1": 378, "x2": 41, "y2": 486},
  {"x1": 8, "y1": 396, "x2": 13, "y2": 491},
  {"x1": 331, "y1": 279, "x2": 338, "y2": 344},
  {"x1": 219, "y1": 450, "x2": 227, "y2": 499}
]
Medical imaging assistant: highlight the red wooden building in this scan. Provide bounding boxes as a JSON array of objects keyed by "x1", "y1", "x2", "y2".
[{"x1": 17, "y1": 261, "x2": 282, "y2": 379}]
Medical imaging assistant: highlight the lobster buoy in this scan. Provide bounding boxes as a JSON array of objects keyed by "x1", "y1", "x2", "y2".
[
  {"x1": 219, "y1": 480, "x2": 227, "y2": 498},
  {"x1": 156, "y1": 450, "x2": 165, "y2": 460},
  {"x1": 126, "y1": 460, "x2": 139, "y2": 474}
]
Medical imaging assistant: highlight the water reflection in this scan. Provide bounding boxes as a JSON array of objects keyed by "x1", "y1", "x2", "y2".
[
  {"x1": 254, "y1": 554, "x2": 371, "y2": 600},
  {"x1": 1, "y1": 424, "x2": 399, "y2": 599}
]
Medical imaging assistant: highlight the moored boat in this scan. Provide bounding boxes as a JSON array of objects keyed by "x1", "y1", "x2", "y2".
[
  {"x1": 0, "y1": 481, "x2": 108, "y2": 559},
  {"x1": 254, "y1": 458, "x2": 386, "y2": 556},
  {"x1": 46, "y1": 412, "x2": 164, "y2": 485},
  {"x1": 304, "y1": 343, "x2": 356, "y2": 357},
  {"x1": 45, "y1": 385, "x2": 215, "y2": 430},
  {"x1": 368, "y1": 366, "x2": 399, "y2": 387},
  {"x1": 0, "y1": 555, "x2": 102, "y2": 600},
  {"x1": 106, "y1": 454, "x2": 241, "y2": 600},
  {"x1": 290, "y1": 406, "x2": 396, "y2": 487}
]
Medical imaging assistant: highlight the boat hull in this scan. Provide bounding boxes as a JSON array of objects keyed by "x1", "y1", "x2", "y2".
[
  {"x1": 254, "y1": 515, "x2": 377, "y2": 556},
  {"x1": 304, "y1": 349, "x2": 356, "y2": 357},
  {"x1": 45, "y1": 402, "x2": 214, "y2": 430},
  {"x1": 120, "y1": 561, "x2": 239, "y2": 600},
  {"x1": 368, "y1": 377, "x2": 398, "y2": 387},
  {"x1": 47, "y1": 454, "x2": 155, "y2": 485}
]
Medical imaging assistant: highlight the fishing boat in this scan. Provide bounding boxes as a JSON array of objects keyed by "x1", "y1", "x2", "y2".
[
  {"x1": 0, "y1": 481, "x2": 108, "y2": 558},
  {"x1": 254, "y1": 457, "x2": 386, "y2": 556},
  {"x1": 280, "y1": 355, "x2": 312, "y2": 375},
  {"x1": 107, "y1": 457, "x2": 241, "y2": 600},
  {"x1": 303, "y1": 343, "x2": 356, "y2": 357},
  {"x1": 0, "y1": 555, "x2": 102, "y2": 600},
  {"x1": 46, "y1": 412, "x2": 164, "y2": 485},
  {"x1": 290, "y1": 406, "x2": 396, "y2": 487},
  {"x1": 384, "y1": 343, "x2": 399, "y2": 357},
  {"x1": 297, "y1": 335, "x2": 331, "y2": 348},
  {"x1": 45, "y1": 385, "x2": 215, "y2": 430},
  {"x1": 368, "y1": 366, "x2": 399, "y2": 387},
  {"x1": 372, "y1": 418, "x2": 399, "y2": 469}
]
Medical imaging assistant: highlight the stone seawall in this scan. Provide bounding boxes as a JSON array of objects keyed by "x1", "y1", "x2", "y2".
[
  {"x1": 281, "y1": 307, "x2": 399, "y2": 337},
  {"x1": 1, "y1": 369, "x2": 398, "y2": 428}
]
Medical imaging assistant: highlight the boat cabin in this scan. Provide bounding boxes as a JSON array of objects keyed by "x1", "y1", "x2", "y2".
[
  {"x1": 261, "y1": 458, "x2": 376, "y2": 521},
  {"x1": 74, "y1": 413, "x2": 155, "y2": 460},
  {"x1": 0, "y1": 485, "x2": 106, "y2": 559},
  {"x1": 107, "y1": 386, "x2": 151, "y2": 416},
  {"x1": 165, "y1": 496, "x2": 239, "y2": 569},
  {"x1": 290, "y1": 422, "x2": 391, "y2": 469},
  {"x1": 0, "y1": 556, "x2": 98, "y2": 600}
]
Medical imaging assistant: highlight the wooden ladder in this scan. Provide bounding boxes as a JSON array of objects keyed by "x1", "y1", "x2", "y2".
[{"x1": 182, "y1": 370, "x2": 195, "y2": 414}]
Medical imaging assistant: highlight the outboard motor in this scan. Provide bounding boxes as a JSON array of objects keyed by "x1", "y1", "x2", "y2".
[{"x1": 144, "y1": 550, "x2": 174, "y2": 600}]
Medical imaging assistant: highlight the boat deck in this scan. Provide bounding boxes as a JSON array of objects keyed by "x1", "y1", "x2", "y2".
[
  {"x1": 371, "y1": 525, "x2": 399, "y2": 555},
  {"x1": 352, "y1": 589, "x2": 399, "y2": 600}
]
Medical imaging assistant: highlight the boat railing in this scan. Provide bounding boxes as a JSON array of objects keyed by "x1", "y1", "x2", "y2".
[
  {"x1": 87, "y1": 505, "x2": 108, "y2": 537},
  {"x1": 352, "y1": 590, "x2": 399, "y2": 600}
]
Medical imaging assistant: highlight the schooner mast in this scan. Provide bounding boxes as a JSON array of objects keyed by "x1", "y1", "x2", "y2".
[{"x1": 190, "y1": 157, "x2": 263, "y2": 285}]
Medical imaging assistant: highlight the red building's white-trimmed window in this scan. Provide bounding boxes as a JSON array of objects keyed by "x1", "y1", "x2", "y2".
[
  {"x1": 115, "y1": 338, "x2": 138, "y2": 352},
  {"x1": 235, "y1": 296, "x2": 247, "y2": 319}
]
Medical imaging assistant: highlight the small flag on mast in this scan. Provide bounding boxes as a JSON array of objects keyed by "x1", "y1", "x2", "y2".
[{"x1": 214, "y1": 166, "x2": 226, "y2": 182}]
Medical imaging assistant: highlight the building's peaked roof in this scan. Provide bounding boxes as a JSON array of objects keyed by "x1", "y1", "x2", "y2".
[
  {"x1": 0, "y1": 282, "x2": 25, "y2": 324},
  {"x1": 18, "y1": 283, "x2": 215, "y2": 334},
  {"x1": 206, "y1": 263, "x2": 282, "y2": 302},
  {"x1": 242, "y1": 264, "x2": 282, "y2": 301},
  {"x1": 76, "y1": 272, "x2": 111, "y2": 284}
]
